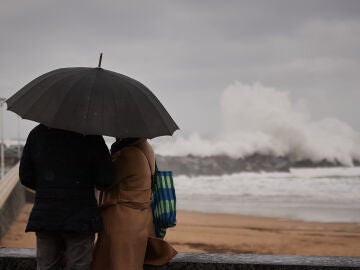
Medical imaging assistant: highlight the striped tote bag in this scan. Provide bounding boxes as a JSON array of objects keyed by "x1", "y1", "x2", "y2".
[{"x1": 151, "y1": 163, "x2": 177, "y2": 238}]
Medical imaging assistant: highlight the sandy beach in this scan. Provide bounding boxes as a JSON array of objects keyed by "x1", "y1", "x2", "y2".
[{"x1": 1, "y1": 203, "x2": 360, "y2": 256}]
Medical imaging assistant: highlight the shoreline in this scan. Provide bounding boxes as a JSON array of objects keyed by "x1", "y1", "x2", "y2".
[
  {"x1": 177, "y1": 209, "x2": 360, "y2": 225},
  {"x1": 176, "y1": 200, "x2": 360, "y2": 223},
  {"x1": 1, "y1": 204, "x2": 360, "y2": 256},
  {"x1": 165, "y1": 210, "x2": 360, "y2": 256}
]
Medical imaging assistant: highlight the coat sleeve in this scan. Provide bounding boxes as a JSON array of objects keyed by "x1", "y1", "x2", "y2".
[
  {"x1": 19, "y1": 131, "x2": 36, "y2": 190},
  {"x1": 90, "y1": 136, "x2": 116, "y2": 190}
]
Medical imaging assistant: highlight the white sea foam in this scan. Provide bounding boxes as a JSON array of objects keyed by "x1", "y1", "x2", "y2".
[
  {"x1": 174, "y1": 167, "x2": 360, "y2": 222},
  {"x1": 175, "y1": 167, "x2": 360, "y2": 202},
  {"x1": 153, "y1": 82, "x2": 360, "y2": 166}
]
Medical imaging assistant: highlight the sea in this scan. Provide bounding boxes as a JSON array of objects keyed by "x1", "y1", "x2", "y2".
[
  {"x1": 5, "y1": 140, "x2": 360, "y2": 223},
  {"x1": 174, "y1": 167, "x2": 360, "y2": 223}
]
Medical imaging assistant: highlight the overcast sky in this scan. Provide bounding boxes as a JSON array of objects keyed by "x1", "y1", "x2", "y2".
[{"x1": 1, "y1": 0, "x2": 360, "y2": 141}]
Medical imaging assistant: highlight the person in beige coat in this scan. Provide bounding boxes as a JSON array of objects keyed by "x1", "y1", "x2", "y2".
[{"x1": 92, "y1": 138, "x2": 177, "y2": 270}]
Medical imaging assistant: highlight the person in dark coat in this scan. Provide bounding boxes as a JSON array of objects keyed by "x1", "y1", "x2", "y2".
[{"x1": 19, "y1": 124, "x2": 115, "y2": 270}]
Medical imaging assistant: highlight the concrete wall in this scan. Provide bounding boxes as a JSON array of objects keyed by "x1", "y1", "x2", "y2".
[
  {"x1": 0, "y1": 183, "x2": 25, "y2": 239},
  {"x1": 0, "y1": 164, "x2": 25, "y2": 240},
  {"x1": 0, "y1": 248, "x2": 360, "y2": 270}
]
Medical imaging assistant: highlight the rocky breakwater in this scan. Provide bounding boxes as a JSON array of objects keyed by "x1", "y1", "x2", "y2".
[
  {"x1": 156, "y1": 154, "x2": 359, "y2": 176},
  {"x1": 3, "y1": 143, "x2": 358, "y2": 176},
  {"x1": 156, "y1": 154, "x2": 291, "y2": 176}
]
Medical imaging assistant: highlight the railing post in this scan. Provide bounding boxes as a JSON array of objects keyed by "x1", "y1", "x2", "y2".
[{"x1": 0, "y1": 97, "x2": 6, "y2": 180}]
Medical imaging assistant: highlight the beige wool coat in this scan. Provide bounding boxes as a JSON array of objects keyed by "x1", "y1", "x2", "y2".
[{"x1": 92, "y1": 139, "x2": 177, "y2": 270}]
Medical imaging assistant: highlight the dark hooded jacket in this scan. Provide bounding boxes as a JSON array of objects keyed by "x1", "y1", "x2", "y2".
[{"x1": 19, "y1": 124, "x2": 115, "y2": 233}]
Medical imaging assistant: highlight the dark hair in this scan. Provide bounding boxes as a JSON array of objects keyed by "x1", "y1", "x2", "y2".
[{"x1": 110, "y1": 138, "x2": 140, "y2": 154}]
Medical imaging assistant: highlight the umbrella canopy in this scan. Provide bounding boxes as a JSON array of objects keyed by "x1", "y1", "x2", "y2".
[{"x1": 6, "y1": 67, "x2": 179, "y2": 138}]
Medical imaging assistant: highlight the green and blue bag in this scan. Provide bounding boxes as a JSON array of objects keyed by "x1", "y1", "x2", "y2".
[{"x1": 151, "y1": 163, "x2": 177, "y2": 238}]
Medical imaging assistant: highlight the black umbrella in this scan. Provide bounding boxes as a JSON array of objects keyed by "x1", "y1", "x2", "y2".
[{"x1": 6, "y1": 57, "x2": 179, "y2": 138}]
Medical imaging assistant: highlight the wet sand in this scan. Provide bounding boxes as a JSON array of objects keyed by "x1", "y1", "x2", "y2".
[{"x1": 1, "y1": 203, "x2": 360, "y2": 256}]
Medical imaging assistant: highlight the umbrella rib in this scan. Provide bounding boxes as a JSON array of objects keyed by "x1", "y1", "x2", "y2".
[
  {"x1": 136, "y1": 84, "x2": 178, "y2": 136},
  {"x1": 111, "y1": 72, "x2": 175, "y2": 136},
  {"x1": 49, "y1": 78, "x2": 83, "y2": 126},
  {"x1": 110, "y1": 80, "x2": 123, "y2": 137},
  {"x1": 81, "y1": 73, "x2": 97, "y2": 134},
  {"x1": 7, "y1": 68, "x2": 74, "y2": 106},
  {"x1": 21, "y1": 72, "x2": 80, "y2": 119},
  {"x1": 50, "y1": 71, "x2": 94, "y2": 133},
  {"x1": 137, "y1": 86, "x2": 177, "y2": 135},
  {"x1": 101, "y1": 79, "x2": 105, "y2": 135},
  {"x1": 126, "y1": 85, "x2": 153, "y2": 137},
  {"x1": 106, "y1": 70, "x2": 179, "y2": 135}
]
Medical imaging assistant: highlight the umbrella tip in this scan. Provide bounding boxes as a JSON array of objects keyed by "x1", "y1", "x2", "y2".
[{"x1": 98, "y1": 53, "x2": 103, "y2": 68}]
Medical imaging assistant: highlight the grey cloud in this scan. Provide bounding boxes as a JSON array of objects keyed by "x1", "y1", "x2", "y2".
[{"x1": 1, "y1": 0, "x2": 360, "y2": 139}]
